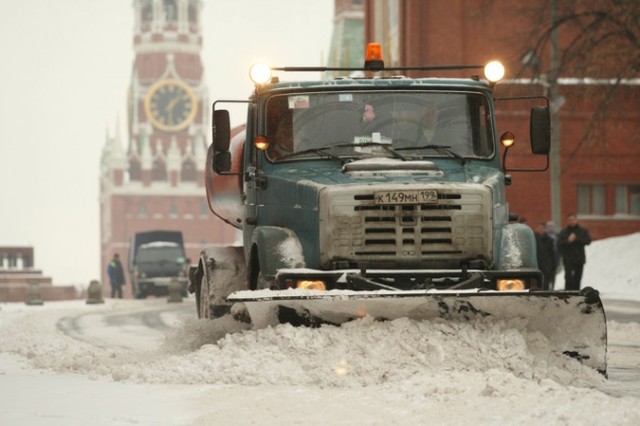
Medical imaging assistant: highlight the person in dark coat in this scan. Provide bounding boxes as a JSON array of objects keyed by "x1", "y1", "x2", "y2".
[
  {"x1": 535, "y1": 222, "x2": 557, "y2": 290},
  {"x1": 544, "y1": 220, "x2": 560, "y2": 289},
  {"x1": 107, "y1": 253, "x2": 126, "y2": 298},
  {"x1": 558, "y1": 214, "x2": 591, "y2": 291}
]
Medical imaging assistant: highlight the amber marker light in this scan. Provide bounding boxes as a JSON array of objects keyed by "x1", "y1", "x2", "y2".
[
  {"x1": 501, "y1": 131, "x2": 516, "y2": 148},
  {"x1": 254, "y1": 135, "x2": 269, "y2": 151},
  {"x1": 249, "y1": 62, "x2": 272, "y2": 85},
  {"x1": 484, "y1": 60, "x2": 505, "y2": 83},
  {"x1": 497, "y1": 279, "x2": 526, "y2": 291},
  {"x1": 296, "y1": 280, "x2": 327, "y2": 291}
]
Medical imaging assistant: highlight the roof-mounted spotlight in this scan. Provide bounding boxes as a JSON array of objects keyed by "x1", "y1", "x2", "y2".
[
  {"x1": 484, "y1": 60, "x2": 505, "y2": 83},
  {"x1": 249, "y1": 62, "x2": 272, "y2": 85}
]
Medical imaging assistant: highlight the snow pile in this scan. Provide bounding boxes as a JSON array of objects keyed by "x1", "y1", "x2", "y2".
[
  {"x1": 0, "y1": 302, "x2": 608, "y2": 387},
  {"x1": 2, "y1": 301, "x2": 639, "y2": 425},
  {"x1": 158, "y1": 314, "x2": 606, "y2": 388},
  {"x1": 581, "y1": 232, "x2": 640, "y2": 300}
]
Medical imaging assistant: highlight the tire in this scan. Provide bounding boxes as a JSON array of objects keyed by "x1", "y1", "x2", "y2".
[{"x1": 251, "y1": 255, "x2": 274, "y2": 291}]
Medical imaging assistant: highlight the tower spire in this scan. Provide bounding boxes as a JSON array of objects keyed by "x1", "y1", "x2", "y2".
[{"x1": 101, "y1": 0, "x2": 231, "y2": 300}]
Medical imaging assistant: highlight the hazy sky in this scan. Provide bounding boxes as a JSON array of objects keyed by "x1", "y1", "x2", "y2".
[{"x1": 0, "y1": 0, "x2": 334, "y2": 285}]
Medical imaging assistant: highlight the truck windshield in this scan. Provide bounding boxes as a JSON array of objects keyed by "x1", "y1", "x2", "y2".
[
  {"x1": 265, "y1": 91, "x2": 494, "y2": 161},
  {"x1": 137, "y1": 244, "x2": 185, "y2": 264}
]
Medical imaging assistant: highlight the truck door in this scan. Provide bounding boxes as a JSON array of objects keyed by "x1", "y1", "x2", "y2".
[{"x1": 242, "y1": 108, "x2": 260, "y2": 250}]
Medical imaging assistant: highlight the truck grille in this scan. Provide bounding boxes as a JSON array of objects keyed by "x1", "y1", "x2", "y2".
[{"x1": 319, "y1": 184, "x2": 492, "y2": 268}]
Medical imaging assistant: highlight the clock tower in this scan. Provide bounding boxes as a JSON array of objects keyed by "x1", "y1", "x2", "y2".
[{"x1": 100, "y1": 0, "x2": 237, "y2": 297}]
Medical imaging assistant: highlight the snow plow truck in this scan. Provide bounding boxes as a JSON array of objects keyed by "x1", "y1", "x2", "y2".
[{"x1": 189, "y1": 43, "x2": 607, "y2": 374}]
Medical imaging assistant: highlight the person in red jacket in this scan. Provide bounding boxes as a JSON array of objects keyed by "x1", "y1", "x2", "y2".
[{"x1": 558, "y1": 214, "x2": 592, "y2": 291}]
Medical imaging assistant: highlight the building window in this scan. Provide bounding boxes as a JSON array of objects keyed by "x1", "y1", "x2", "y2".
[
  {"x1": 578, "y1": 184, "x2": 605, "y2": 215},
  {"x1": 169, "y1": 201, "x2": 178, "y2": 218},
  {"x1": 372, "y1": 0, "x2": 400, "y2": 68},
  {"x1": 129, "y1": 158, "x2": 141, "y2": 181},
  {"x1": 152, "y1": 158, "x2": 167, "y2": 181},
  {"x1": 615, "y1": 185, "x2": 640, "y2": 215},
  {"x1": 141, "y1": 0, "x2": 152, "y2": 21},
  {"x1": 181, "y1": 159, "x2": 197, "y2": 181},
  {"x1": 164, "y1": 0, "x2": 177, "y2": 21},
  {"x1": 188, "y1": 1, "x2": 198, "y2": 23}
]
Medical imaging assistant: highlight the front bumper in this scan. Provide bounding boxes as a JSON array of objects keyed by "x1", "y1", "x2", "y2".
[
  {"x1": 137, "y1": 277, "x2": 188, "y2": 292},
  {"x1": 274, "y1": 267, "x2": 543, "y2": 291}
]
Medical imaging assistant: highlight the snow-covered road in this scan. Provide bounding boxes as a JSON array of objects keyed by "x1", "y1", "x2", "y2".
[
  {"x1": 55, "y1": 298, "x2": 190, "y2": 351},
  {"x1": 1, "y1": 296, "x2": 639, "y2": 425},
  {"x1": 2, "y1": 233, "x2": 640, "y2": 425}
]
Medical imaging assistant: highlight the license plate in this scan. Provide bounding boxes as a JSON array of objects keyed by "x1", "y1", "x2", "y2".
[{"x1": 374, "y1": 189, "x2": 438, "y2": 205}]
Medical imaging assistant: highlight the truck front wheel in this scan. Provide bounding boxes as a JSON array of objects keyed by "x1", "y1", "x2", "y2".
[{"x1": 249, "y1": 259, "x2": 273, "y2": 290}]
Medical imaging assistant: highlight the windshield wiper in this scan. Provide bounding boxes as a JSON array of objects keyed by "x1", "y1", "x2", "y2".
[
  {"x1": 276, "y1": 146, "x2": 344, "y2": 162},
  {"x1": 397, "y1": 144, "x2": 466, "y2": 165},
  {"x1": 279, "y1": 142, "x2": 410, "y2": 162}
]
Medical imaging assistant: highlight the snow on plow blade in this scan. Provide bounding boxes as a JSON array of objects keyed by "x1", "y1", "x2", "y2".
[{"x1": 227, "y1": 287, "x2": 607, "y2": 374}]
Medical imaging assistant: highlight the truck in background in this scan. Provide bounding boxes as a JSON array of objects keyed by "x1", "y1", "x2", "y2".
[{"x1": 129, "y1": 230, "x2": 188, "y2": 299}]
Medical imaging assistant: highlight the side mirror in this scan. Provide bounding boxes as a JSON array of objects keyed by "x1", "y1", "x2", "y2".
[
  {"x1": 530, "y1": 106, "x2": 550, "y2": 155},
  {"x1": 213, "y1": 109, "x2": 231, "y2": 152}
]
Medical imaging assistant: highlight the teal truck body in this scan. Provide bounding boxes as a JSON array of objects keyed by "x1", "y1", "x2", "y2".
[{"x1": 189, "y1": 51, "x2": 607, "y2": 374}]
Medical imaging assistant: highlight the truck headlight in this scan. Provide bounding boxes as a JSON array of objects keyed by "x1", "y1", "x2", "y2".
[
  {"x1": 296, "y1": 280, "x2": 327, "y2": 291},
  {"x1": 497, "y1": 279, "x2": 525, "y2": 291}
]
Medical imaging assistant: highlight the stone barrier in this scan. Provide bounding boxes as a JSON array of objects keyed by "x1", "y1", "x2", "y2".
[{"x1": 86, "y1": 280, "x2": 105, "y2": 304}]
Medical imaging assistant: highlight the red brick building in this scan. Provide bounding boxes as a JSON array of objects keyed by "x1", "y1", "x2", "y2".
[
  {"x1": 363, "y1": 0, "x2": 640, "y2": 240},
  {"x1": 100, "y1": 0, "x2": 236, "y2": 297}
]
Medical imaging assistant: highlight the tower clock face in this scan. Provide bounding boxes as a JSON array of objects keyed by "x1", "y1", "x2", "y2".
[{"x1": 145, "y1": 80, "x2": 197, "y2": 132}]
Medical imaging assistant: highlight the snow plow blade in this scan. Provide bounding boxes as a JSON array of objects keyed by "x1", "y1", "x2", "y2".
[{"x1": 227, "y1": 287, "x2": 607, "y2": 374}]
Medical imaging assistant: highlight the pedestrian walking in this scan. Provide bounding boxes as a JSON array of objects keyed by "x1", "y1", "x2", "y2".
[
  {"x1": 535, "y1": 222, "x2": 557, "y2": 290},
  {"x1": 107, "y1": 253, "x2": 126, "y2": 298},
  {"x1": 558, "y1": 214, "x2": 591, "y2": 291}
]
